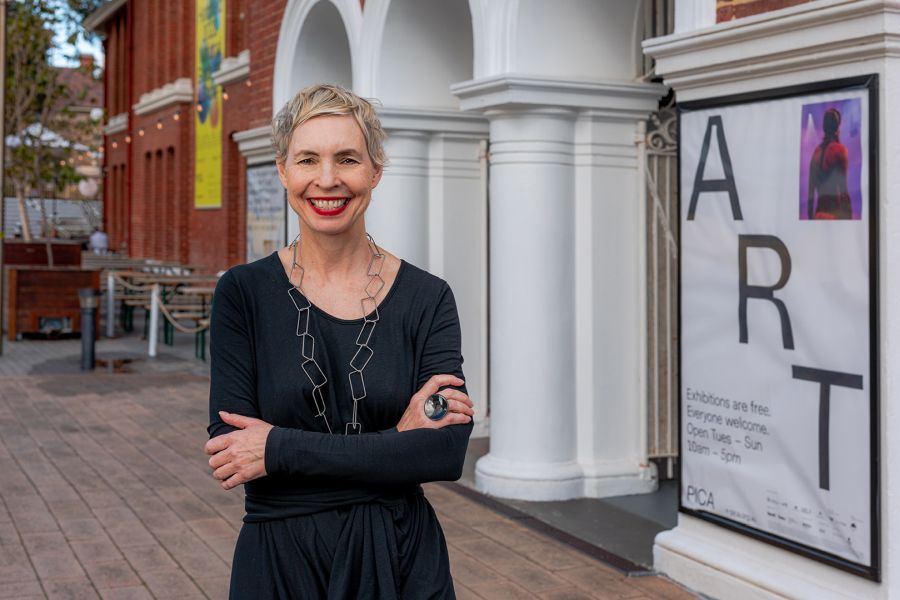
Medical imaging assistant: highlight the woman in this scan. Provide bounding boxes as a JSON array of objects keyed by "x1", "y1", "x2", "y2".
[
  {"x1": 205, "y1": 84, "x2": 474, "y2": 599},
  {"x1": 807, "y1": 107, "x2": 852, "y2": 220}
]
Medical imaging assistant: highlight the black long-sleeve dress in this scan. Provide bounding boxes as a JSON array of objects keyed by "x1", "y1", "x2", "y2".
[{"x1": 207, "y1": 252, "x2": 472, "y2": 599}]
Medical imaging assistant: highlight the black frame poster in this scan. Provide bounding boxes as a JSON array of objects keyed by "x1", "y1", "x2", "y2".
[{"x1": 677, "y1": 76, "x2": 880, "y2": 580}]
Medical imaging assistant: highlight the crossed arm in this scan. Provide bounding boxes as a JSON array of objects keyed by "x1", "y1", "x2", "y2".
[
  {"x1": 205, "y1": 374, "x2": 473, "y2": 490},
  {"x1": 204, "y1": 271, "x2": 474, "y2": 491}
]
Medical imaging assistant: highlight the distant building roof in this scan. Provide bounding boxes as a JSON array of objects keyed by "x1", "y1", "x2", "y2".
[{"x1": 55, "y1": 57, "x2": 103, "y2": 113}]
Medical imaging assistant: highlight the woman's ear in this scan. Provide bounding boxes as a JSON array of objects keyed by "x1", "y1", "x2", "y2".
[
  {"x1": 371, "y1": 165, "x2": 383, "y2": 189},
  {"x1": 276, "y1": 161, "x2": 288, "y2": 188}
]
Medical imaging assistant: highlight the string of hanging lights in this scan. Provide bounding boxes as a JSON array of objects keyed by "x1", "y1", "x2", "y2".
[{"x1": 105, "y1": 79, "x2": 253, "y2": 150}]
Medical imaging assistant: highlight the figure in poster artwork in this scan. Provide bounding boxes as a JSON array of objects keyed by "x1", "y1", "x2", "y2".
[
  {"x1": 807, "y1": 108, "x2": 851, "y2": 219},
  {"x1": 799, "y1": 98, "x2": 862, "y2": 221}
]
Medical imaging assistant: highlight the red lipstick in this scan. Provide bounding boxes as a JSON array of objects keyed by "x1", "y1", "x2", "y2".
[{"x1": 308, "y1": 197, "x2": 350, "y2": 216}]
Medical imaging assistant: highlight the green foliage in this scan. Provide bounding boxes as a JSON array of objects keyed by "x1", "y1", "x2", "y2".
[
  {"x1": 62, "y1": 0, "x2": 105, "y2": 45},
  {"x1": 5, "y1": 0, "x2": 100, "y2": 237}
]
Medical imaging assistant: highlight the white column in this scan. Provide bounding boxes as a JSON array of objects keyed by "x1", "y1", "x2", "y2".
[
  {"x1": 454, "y1": 75, "x2": 665, "y2": 501},
  {"x1": 367, "y1": 131, "x2": 430, "y2": 268},
  {"x1": 368, "y1": 108, "x2": 491, "y2": 436},
  {"x1": 574, "y1": 111, "x2": 658, "y2": 498},
  {"x1": 428, "y1": 132, "x2": 490, "y2": 435},
  {"x1": 645, "y1": 2, "x2": 898, "y2": 598},
  {"x1": 477, "y1": 107, "x2": 583, "y2": 500}
]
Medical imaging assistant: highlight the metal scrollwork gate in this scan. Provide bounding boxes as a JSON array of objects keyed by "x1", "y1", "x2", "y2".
[
  {"x1": 645, "y1": 97, "x2": 679, "y2": 479},
  {"x1": 641, "y1": 0, "x2": 679, "y2": 479}
]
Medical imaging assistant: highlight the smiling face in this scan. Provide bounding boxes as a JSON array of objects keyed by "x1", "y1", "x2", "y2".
[{"x1": 277, "y1": 114, "x2": 383, "y2": 238}]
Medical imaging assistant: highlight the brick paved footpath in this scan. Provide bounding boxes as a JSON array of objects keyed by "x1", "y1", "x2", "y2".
[{"x1": 0, "y1": 371, "x2": 699, "y2": 599}]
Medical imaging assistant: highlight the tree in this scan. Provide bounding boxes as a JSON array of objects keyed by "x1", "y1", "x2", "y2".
[{"x1": 4, "y1": 0, "x2": 95, "y2": 241}]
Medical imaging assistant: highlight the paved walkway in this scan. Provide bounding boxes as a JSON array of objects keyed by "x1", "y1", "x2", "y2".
[{"x1": 0, "y1": 336, "x2": 698, "y2": 599}]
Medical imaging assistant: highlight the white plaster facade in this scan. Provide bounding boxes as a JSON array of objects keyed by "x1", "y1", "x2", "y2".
[{"x1": 263, "y1": 0, "x2": 666, "y2": 501}]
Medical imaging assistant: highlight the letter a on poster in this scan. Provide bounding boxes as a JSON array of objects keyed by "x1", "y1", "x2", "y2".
[
  {"x1": 194, "y1": 0, "x2": 225, "y2": 208},
  {"x1": 678, "y1": 78, "x2": 878, "y2": 579}
]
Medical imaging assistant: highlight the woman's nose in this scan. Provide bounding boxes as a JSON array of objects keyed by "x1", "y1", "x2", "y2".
[{"x1": 316, "y1": 162, "x2": 339, "y2": 188}]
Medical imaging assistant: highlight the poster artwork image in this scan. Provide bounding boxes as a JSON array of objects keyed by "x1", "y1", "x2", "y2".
[
  {"x1": 799, "y1": 98, "x2": 863, "y2": 221},
  {"x1": 679, "y1": 81, "x2": 876, "y2": 577}
]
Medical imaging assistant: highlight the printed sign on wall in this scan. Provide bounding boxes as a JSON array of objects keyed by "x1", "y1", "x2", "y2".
[
  {"x1": 679, "y1": 77, "x2": 879, "y2": 580},
  {"x1": 194, "y1": 0, "x2": 225, "y2": 208},
  {"x1": 246, "y1": 164, "x2": 287, "y2": 262}
]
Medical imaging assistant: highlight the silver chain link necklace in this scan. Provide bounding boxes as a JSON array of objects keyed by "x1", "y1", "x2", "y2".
[{"x1": 286, "y1": 233, "x2": 385, "y2": 435}]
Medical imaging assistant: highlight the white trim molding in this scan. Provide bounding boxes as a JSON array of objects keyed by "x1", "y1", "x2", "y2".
[
  {"x1": 452, "y1": 74, "x2": 665, "y2": 118},
  {"x1": 103, "y1": 112, "x2": 128, "y2": 135},
  {"x1": 644, "y1": 0, "x2": 900, "y2": 101},
  {"x1": 233, "y1": 126, "x2": 274, "y2": 166},
  {"x1": 132, "y1": 78, "x2": 194, "y2": 116},
  {"x1": 655, "y1": 515, "x2": 882, "y2": 600},
  {"x1": 212, "y1": 49, "x2": 251, "y2": 87},
  {"x1": 377, "y1": 106, "x2": 488, "y2": 135}
]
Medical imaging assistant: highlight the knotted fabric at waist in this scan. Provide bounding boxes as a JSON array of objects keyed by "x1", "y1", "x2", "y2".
[{"x1": 242, "y1": 475, "x2": 423, "y2": 523}]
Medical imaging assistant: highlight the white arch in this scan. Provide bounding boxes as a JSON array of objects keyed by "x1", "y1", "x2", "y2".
[
  {"x1": 272, "y1": 0, "x2": 363, "y2": 114},
  {"x1": 466, "y1": 0, "x2": 517, "y2": 80},
  {"x1": 359, "y1": 0, "x2": 475, "y2": 108}
]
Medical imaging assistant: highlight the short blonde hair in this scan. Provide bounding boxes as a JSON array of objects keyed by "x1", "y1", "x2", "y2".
[{"x1": 271, "y1": 84, "x2": 386, "y2": 168}]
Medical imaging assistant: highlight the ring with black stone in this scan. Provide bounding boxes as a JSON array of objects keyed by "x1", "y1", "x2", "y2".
[{"x1": 424, "y1": 393, "x2": 449, "y2": 421}]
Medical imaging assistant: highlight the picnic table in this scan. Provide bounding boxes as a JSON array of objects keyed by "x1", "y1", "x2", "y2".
[{"x1": 104, "y1": 270, "x2": 219, "y2": 359}]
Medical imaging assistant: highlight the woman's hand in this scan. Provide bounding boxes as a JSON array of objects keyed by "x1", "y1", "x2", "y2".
[
  {"x1": 205, "y1": 411, "x2": 274, "y2": 490},
  {"x1": 396, "y1": 374, "x2": 474, "y2": 432}
]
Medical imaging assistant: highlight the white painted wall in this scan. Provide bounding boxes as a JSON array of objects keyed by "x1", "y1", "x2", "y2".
[
  {"x1": 674, "y1": 0, "x2": 716, "y2": 34},
  {"x1": 376, "y1": 0, "x2": 473, "y2": 108},
  {"x1": 366, "y1": 131, "x2": 430, "y2": 268},
  {"x1": 514, "y1": 0, "x2": 638, "y2": 80}
]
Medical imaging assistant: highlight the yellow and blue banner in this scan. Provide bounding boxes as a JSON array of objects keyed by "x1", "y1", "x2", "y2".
[{"x1": 194, "y1": 0, "x2": 225, "y2": 208}]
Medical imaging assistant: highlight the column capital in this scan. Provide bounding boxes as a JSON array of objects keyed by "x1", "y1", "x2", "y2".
[
  {"x1": 451, "y1": 74, "x2": 665, "y2": 120},
  {"x1": 376, "y1": 106, "x2": 488, "y2": 136},
  {"x1": 644, "y1": 0, "x2": 900, "y2": 100}
]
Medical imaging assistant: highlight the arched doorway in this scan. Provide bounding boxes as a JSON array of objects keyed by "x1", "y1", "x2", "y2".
[{"x1": 360, "y1": 0, "x2": 489, "y2": 435}]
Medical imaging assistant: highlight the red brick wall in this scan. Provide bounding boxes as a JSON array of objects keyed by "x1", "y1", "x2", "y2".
[
  {"x1": 102, "y1": 7, "x2": 133, "y2": 252},
  {"x1": 98, "y1": 0, "x2": 288, "y2": 272},
  {"x1": 129, "y1": 111, "x2": 190, "y2": 262},
  {"x1": 247, "y1": 0, "x2": 288, "y2": 128},
  {"x1": 219, "y1": 76, "x2": 253, "y2": 270},
  {"x1": 717, "y1": 0, "x2": 815, "y2": 22}
]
